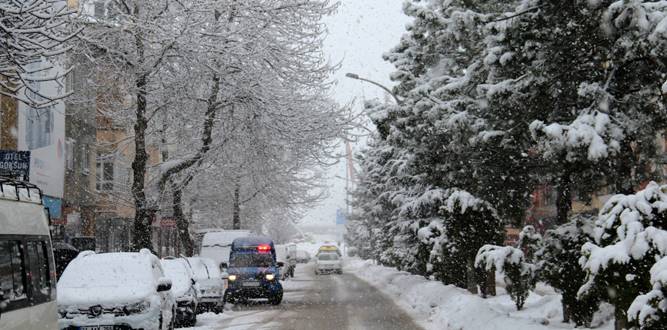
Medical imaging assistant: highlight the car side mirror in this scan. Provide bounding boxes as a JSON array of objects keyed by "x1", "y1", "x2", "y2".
[
  {"x1": 157, "y1": 278, "x2": 172, "y2": 292},
  {"x1": 277, "y1": 261, "x2": 285, "y2": 268},
  {"x1": 219, "y1": 262, "x2": 228, "y2": 271}
]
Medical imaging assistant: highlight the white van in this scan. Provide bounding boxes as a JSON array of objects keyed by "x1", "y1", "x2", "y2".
[
  {"x1": 0, "y1": 180, "x2": 57, "y2": 330},
  {"x1": 199, "y1": 230, "x2": 251, "y2": 270}
]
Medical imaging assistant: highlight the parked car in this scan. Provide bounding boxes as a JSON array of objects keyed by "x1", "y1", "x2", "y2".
[
  {"x1": 276, "y1": 244, "x2": 296, "y2": 279},
  {"x1": 199, "y1": 230, "x2": 251, "y2": 271},
  {"x1": 53, "y1": 242, "x2": 79, "y2": 280},
  {"x1": 0, "y1": 180, "x2": 57, "y2": 330},
  {"x1": 161, "y1": 258, "x2": 199, "y2": 327},
  {"x1": 57, "y1": 249, "x2": 175, "y2": 330},
  {"x1": 187, "y1": 257, "x2": 227, "y2": 314},
  {"x1": 315, "y1": 252, "x2": 343, "y2": 275},
  {"x1": 224, "y1": 236, "x2": 284, "y2": 305},
  {"x1": 295, "y1": 250, "x2": 311, "y2": 263}
]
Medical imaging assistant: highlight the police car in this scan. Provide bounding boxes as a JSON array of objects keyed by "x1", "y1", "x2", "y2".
[{"x1": 223, "y1": 237, "x2": 284, "y2": 305}]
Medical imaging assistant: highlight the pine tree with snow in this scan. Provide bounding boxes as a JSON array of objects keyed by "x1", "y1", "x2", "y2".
[
  {"x1": 537, "y1": 214, "x2": 599, "y2": 326},
  {"x1": 476, "y1": 245, "x2": 536, "y2": 310},
  {"x1": 516, "y1": 225, "x2": 542, "y2": 262},
  {"x1": 628, "y1": 257, "x2": 667, "y2": 329},
  {"x1": 579, "y1": 182, "x2": 667, "y2": 330}
]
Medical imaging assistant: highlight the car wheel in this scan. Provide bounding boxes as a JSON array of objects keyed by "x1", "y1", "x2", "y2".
[{"x1": 269, "y1": 292, "x2": 283, "y2": 305}]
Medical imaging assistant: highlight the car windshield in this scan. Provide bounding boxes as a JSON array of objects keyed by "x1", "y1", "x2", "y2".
[
  {"x1": 318, "y1": 253, "x2": 339, "y2": 261},
  {"x1": 230, "y1": 253, "x2": 273, "y2": 268}
]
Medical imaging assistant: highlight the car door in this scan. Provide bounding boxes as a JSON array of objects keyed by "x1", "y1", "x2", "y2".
[{"x1": 152, "y1": 259, "x2": 174, "y2": 328}]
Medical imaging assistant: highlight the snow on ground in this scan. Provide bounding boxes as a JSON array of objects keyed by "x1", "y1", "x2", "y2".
[
  {"x1": 183, "y1": 274, "x2": 310, "y2": 330},
  {"x1": 345, "y1": 259, "x2": 614, "y2": 330}
]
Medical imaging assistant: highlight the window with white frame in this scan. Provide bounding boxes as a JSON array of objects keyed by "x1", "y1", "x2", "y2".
[{"x1": 96, "y1": 154, "x2": 114, "y2": 191}]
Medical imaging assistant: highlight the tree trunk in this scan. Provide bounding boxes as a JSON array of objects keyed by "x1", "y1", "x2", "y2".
[
  {"x1": 615, "y1": 138, "x2": 635, "y2": 195},
  {"x1": 562, "y1": 300, "x2": 570, "y2": 323},
  {"x1": 232, "y1": 181, "x2": 241, "y2": 229},
  {"x1": 614, "y1": 306, "x2": 628, "y2": 330},
  {"x1": 466, "y1": 258, "x2": 478, "y2": 294},
  {"x1": 555, "y1": 169, "x2": 572, "y2": 225},
  {"x1": 172, "y1": 183, "x2": 194, "y2": 256},
  {"x1": 131, "y1": 70, "x2": 152, "y2": 251}
]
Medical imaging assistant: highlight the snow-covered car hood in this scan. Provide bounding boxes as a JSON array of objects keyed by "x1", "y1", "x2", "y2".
[{"x1": 57, "y1": 282, "x2": 154, "y2": 307}]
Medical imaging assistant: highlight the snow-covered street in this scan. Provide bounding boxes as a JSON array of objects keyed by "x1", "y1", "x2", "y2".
[{"x1": 184, "y1": 261, "x2": 422, "y2": 330}]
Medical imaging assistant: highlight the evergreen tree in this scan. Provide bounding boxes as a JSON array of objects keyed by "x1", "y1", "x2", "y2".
[
  {"x1": 579, "y1": 182, "x2": 667, "y2": 330},
  {"x1": 537, "y1": 214, "x2": 599, "y2": 326}
]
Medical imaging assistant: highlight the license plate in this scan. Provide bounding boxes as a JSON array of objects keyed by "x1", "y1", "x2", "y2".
[
  {"x1": 80, "y1": 326, "x2": 113, "y2": 330},
  {"x1": 242, "y1": 281, "x2": 260, "y2": 287}
]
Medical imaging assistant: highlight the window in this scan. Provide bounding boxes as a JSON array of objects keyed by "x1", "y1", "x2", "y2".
[
  {"x1": 25, "y1": 241, "x2": 51, "y2": 303},
  {"x1": 65, "y1": 70, "x2": 75, "y2": 93},
  {"x1": 65, "y1": 139, "x2": 74, "y2": 170},
  {"x1": 0, "y1": 240, "x2": 27, "y2": 310},
  {"x1": 96, "y1": 154, "x2": 114, "y2": 191},
  {"x1": 81, "y1": 145, "x2": 90, "y2": 174},
  {"x1": 94, "y1": 1, "x2": 105, "y2": 18}
]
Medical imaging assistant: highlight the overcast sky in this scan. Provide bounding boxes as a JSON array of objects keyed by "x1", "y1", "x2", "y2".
[{"x1": 298, "y1": 0, "x2": 410, "y2": 230}]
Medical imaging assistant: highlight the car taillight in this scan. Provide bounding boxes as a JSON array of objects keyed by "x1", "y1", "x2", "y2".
[{"x1": 257, "y1": 244, "x2": 271, "y2": 253}]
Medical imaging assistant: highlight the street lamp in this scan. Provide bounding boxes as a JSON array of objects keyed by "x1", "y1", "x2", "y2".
[{"x1": 345, "y1": 72, "x2": 402, "y2": 105}]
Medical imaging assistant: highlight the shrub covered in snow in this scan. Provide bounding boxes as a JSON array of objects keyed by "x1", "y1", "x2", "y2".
[
  {"x1": 579, "y1": 182, "x2": 667, "y2": 329},
  {"x1": 517, "y1": 225, "x2": 542, "y2": 263},
  {"x1": 537, "y1": 215, "x2": 599, "y2": 326},
  {"x1": 628, "y1": 256, "x2": 667, "y2": 329},
  {"x1": 475, "y1": 245, "x2": 535, "y2": 310}
]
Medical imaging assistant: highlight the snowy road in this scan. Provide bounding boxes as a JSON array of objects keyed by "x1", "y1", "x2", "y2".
[{"x1": 188, "y1": 261, "x2": 423, "y2": 330}]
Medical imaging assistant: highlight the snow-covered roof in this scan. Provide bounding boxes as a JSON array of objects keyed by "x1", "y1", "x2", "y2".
[{"x1": 201, "y1": 230, "x2": 252, "y2": 247}]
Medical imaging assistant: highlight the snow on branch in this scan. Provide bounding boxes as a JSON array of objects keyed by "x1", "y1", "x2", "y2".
[
  {"x1": 0, "y1": 0, "x2": 80, "y2": 106},
  {"x1": 529, "y1": 110, "x2": 623, "y2": 162}
]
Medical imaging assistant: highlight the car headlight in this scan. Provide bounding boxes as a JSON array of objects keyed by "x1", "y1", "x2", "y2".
[
  {"x1": 228, "y1": 275, "x2": 237, "y2": 281},
  {"x1": 265, "y1": 274, "x2": 275, "y2": 281},
  {"x1": 123, "y1": 301, "x2": 150, "y2": 315}
]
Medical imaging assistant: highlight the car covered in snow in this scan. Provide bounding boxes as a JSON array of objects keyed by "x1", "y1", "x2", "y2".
[
  {"x1": 160, "y1": 258, "x2": 199, "y2": 327},
  {"x1": 57, "y1": 249, "x2": 175, "y2": 330},
  {"x1": 187, "y1": 257, "x2": 227, "y2": 314},
  {"x1": 315, "y1": 252, "x2": 342, "y2": 275},
  {"x1": 224, "y1": 237, "x2": 284, "y2": 305}
]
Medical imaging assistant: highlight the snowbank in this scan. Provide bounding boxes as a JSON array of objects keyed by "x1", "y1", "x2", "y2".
[{"x1": 345, "y1": 259, "x2": 613, "y2": 330}]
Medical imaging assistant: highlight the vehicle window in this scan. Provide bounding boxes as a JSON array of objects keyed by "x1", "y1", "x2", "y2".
[
  {"x1": 318, "y1": 253, "x2": 339, "y2": 261},
  {"x1": 26, "y1": 241, "x2": 51, "y2": 303},
  {"x1": 0, "y1": 239, "x2": 27, "y2": 305},
  {"x1": 230, "y1": 254, "x2": 273, "y2": 268}
]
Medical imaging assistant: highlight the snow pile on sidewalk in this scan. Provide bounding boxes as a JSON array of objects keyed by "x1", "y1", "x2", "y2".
[{"x1": 345, "y1": 259, "x2": 613, "y2": 330}]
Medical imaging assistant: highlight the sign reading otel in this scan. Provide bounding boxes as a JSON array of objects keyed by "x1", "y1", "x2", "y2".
[{"x1": 0, "y1": 151, "x2": 31, "y2": 180}]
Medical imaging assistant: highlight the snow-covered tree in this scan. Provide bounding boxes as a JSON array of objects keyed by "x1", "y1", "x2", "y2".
[
  {"x1": 517, "y1": 225, "x2": 542, "y2": 262},
  {"x1": 0, "y1": 0, "x2": 80, "y2": 106},
  {"x1": 579, "y1": 182, "x2": 667, "y2": 330},
  {"x1": 476, "y1": 245, "x2": 535, "y2": 310},
  {"x1": 628, "y1": 256, "x2": 667, "y2": 329},
  {"x1": 537, "y1": 214, "x2": 599, "y2": 326}
]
